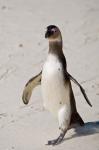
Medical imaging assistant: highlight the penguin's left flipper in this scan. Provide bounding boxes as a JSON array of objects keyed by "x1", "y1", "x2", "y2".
[
  {"x1": 66, "y1": 72, "x2": 92, "y2": 107},
  {"x1": 22, "y1": 71, "x2": 42, "y2": 105}
]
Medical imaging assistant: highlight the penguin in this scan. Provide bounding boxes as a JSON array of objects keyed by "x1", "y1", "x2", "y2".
[{"x1": 22, "y1": 25, "x2": 92, "y2": 145}]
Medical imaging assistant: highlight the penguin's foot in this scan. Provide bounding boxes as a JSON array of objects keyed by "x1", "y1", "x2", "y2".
[{"x1": 46, "y1": 133, "x2": 65, "y2": 146}]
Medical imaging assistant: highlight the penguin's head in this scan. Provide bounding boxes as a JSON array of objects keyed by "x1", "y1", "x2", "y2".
[{"x1": 45, "y1": 25, "x2": 61, "y2": 41}]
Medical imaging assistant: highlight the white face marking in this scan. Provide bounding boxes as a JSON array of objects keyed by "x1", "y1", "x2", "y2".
[{"x1": 41, "y1": 54, "x2": 71, "y2": 119}]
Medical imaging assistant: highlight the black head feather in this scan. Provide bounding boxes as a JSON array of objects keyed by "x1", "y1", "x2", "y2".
[
  {"x1": 47, "y1": 25, "x2": 58, "y2": 30},
  {"x1": 45, "y1": 25, "x2": 59, "y2": 38}
]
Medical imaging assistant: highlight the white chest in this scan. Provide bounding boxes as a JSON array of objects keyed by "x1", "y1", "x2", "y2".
[{"x1": 41, "y1": 54, "x2": 70, "y2": 116}]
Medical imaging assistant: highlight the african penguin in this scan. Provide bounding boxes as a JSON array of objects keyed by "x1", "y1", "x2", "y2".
[{"x1": 22, "y1": 25, "x2": 92, "y2": 145}]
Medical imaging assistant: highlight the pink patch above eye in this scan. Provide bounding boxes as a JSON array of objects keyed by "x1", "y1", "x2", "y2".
[{"x1": 51, "y1": 28, "x2": 57, "y2": 32}]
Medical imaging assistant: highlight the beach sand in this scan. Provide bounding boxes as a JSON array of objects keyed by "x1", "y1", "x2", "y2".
[{"x1": 0, "y1": 0, "x2": 99, "y2": 149}]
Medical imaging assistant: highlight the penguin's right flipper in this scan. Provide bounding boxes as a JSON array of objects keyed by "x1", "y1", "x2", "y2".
[
  {"x1": 67, "y1": 72, "x2": 92, "y2": 107},
  {"x1": 22, "y1": 71, "x2": 42, "y2": 105}
]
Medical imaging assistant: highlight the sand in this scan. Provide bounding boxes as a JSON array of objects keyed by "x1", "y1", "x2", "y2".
[{"x1": 0, "y1": 0, "x2": 99, "y2": 149}]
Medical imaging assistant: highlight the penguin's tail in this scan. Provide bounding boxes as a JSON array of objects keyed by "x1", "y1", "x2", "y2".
[{"x1": 70, "y1": 112, "x2": 84, "y2": 127}]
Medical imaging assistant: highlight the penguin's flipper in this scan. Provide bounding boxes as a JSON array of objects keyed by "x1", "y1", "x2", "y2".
[
  {"x1": 22, "y1": 71, "x2": 42, "y2": 105},
  {"x1": 67, "y1": 72, "x2": 92, "y2": 107}
]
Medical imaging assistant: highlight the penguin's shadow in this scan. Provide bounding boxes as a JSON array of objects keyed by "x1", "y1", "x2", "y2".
[{"x1": 65, "y1": 121, "x2": 99, "y2": 141}]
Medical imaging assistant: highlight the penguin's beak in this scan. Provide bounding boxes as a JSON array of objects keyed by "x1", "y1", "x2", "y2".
[{"x1": 45, "y1": 30, "x2": 53, "y2": 38}]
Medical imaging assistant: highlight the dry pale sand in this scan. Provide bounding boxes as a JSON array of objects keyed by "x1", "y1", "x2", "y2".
[{"x1": 0, "y1": 0, "x2": 99, "y2": 149}]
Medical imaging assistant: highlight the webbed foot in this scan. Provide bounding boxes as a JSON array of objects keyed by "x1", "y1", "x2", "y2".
[{"x1": 46, "y1": 133, "x2": 65, "y2": 146}]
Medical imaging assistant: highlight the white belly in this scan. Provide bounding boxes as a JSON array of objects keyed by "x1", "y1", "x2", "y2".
[{"x1": 41, "y1": 54, "x2": 71, "y2": 117}]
